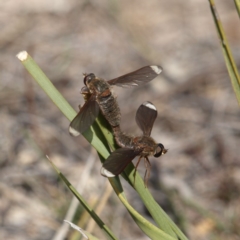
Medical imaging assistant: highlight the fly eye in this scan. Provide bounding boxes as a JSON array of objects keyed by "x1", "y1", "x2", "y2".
[
  {"x1": 154, "y1": 143, "x2": 166, "y2": 158},
  {"x1": 84, "y1": 73, "x2": 95, "y2": 85},
  {"x1": 81, "y1": 86, "x2": 89, "y2": 94}
]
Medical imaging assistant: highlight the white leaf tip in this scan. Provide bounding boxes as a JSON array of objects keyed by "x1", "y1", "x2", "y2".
[{"x1": 16, "y1": 51, "x2": 28, "y2": 61}]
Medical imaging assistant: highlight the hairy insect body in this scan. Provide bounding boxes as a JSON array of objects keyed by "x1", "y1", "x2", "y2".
[
  {"x1": 87, "y1": 78, "x2": 121, "y2": 128},
  {"x1": 132, "y1": 136, "x2": 157, "y2": 157},
  {"x1": 69, "y1": 66, "x2": 166, "y2": 185},
  {"x1": 113, "y1": 126, "x2": 156, "y2": 155},
  {"x1": 112, "y1": 126, "x2": 134, "y2": 149}
]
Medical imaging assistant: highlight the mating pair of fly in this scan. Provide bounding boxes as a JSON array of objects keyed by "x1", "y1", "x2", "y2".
[{"x1": 69, "y1": 65, "x2": 167, "y2": 186}]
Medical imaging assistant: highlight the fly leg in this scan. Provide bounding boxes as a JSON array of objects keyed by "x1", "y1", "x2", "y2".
[
  {"x1": 144, "y1": 157, "x2": 151, "y2": 187},
  {"x1": 133, "y1": 156, "x2": 142, "y2": 186}
]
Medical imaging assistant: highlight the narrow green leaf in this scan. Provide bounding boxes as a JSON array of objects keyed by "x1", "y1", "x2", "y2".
[
  {"x1": 17, "y1": 51, "x2": 188, "y2": 240},
  {"x1": 97, "y1": 109, "x2": 186, "y2": 239},
  {"x1": 125, "y1": 168, "x2": 188, "y2": 239},
  {"x1": 234, "y1": 0, "x2": 240, "y2": 17},
  {"x1": 208, "y1": 0, "x2": 240, "y2": 105},
  {"x1": 48, "y1": 157, "x2": 118, "y2": 240},
  {"x1": 110, "y1": 182, "x2": 177, "y2": 240},
  {"x1": 50, "y1": 157, "x2": 175, "y2": 240},
  {"x1": 16, "y1": 51, "x2": 109, "y2": 159},
  {"x1": 90, "y1": 118, "x2": 178, "y2": 239}
]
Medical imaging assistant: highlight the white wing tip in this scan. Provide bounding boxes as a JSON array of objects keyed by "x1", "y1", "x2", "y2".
[
  {"x1": 69, "y1": 126, "x2": 80, "y2": 136},
  {"x1": 100, "y1": 167, "x2": 115, "y2": 177},
  {"x1": 142, "y1": 101, "x2": 156, "y2": 111},
  {"x1": 150, "y1": 65, "x2": 162, "y2": 75},
  {"x1": 16, "y1": 51, "x2": 28, "y2": 61}
]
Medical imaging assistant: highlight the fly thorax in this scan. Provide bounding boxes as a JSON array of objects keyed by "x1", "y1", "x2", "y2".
[
  {"x1": 95, "y1": 78, "x2": 110, "y2": 93},
  {"x1": 86, "y1": 78, "x2": 108, "y2": 94},
  {"x1": 133, "y1": 136, "x2": 156, "y2": 156}
]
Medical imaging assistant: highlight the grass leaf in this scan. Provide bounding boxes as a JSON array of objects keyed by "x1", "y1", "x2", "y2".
[
  {"x1": 48, "y1": 157, "x2": 118, "y2": 240},
  {"x1": 17, "y1": 51, "x2": 188, "y2": 240},
  {"x1": 208, "y1": 0, "x2": 240, "y2": 105},
  {"x1": 234, "y1": 0, "x2": 240, "y2": 17}
]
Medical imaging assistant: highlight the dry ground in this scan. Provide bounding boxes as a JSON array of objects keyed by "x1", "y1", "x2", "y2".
[{"x1": 0, "y1": 1, "x2": 240, "y2": 239}]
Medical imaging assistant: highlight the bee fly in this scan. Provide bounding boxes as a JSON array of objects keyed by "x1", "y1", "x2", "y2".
[
  {"x1": 101, "y1": 101, "x2": 167, "y2": 186},
  {"x1": 69, "y1": 66, "x2": 166, "y2": 186},
  {"x1": 69, "y1": 66, "x2": 162, "y2": 136}
]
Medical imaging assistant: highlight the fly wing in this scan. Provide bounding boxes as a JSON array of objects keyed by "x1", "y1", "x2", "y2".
[
  {"x1": 101, "y1": 148, "x2": 141, "y2": 177},
  {"x1": 69, "y1": 95, "x2": 99, "y2": 136},
  {"x1": 135, "y1": 101, "x2": 157, "y2": 136},
  {"x1": 107, "y1": 65, "x2": 162, "y2": 87}
]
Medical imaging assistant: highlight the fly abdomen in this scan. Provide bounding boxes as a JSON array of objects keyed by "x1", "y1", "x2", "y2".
[
  {"x1": 98, "y1": 91, "x2": 121, "y2": 127},
  {"x1": 112, "y1": 126, "x2": 134, "y2": 149}
]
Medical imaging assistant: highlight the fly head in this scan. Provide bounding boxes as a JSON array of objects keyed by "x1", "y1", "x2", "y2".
[{"x1": 154, "y1": 143, "x2": 167, "y2": 158}]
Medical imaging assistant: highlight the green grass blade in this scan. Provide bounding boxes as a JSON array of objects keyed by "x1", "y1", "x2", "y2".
[
  {"x1": 16, "y1": 51, "x2": 109, "y2": 159},
  {"x1": 234, "y1": 0, "x2": 240, "y2": 17},
  {"x1": 50, "y1": 156, "x2": 175, "y2": 240},
  {"x1": 208, "y1": 0, "x2": 240, "y2": 105},
  {"x1": 111, "y1": 184, "x2": 176, "y2": 240},
  {"x1": 48, "y1": 157, "x2": 118, "y2": 240},
  {"x1": 90, "y1": 119, "x2": 179, "y2": 239},
  {"x1": 97, "y1": 112, "x2": 187, "y2": 239},
  {"x1": 126, "y1": 168, "x2": 188, "y2": 239},
  {"x1": 17, "y1": 51, "x2": 187, "y2": 239}
]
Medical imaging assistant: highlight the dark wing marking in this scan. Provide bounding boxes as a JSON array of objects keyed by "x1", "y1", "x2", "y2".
[
  {"x1": 101, "y1": 148, "x2": 141, "y2": 176},
  {"x1": 107, "y1": 65, "x2": 162, "y2": 87},
  {"x1": 135, "y1": 101, "x2": 157, "y2": 136},
  {"x1": 69, "y1": 95, "x2": 99, "y2": 136}
]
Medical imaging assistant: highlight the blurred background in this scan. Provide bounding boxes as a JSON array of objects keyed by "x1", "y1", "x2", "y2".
[{"x1": 1, "y1": 0, "x2": 240, "y2": 239}]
